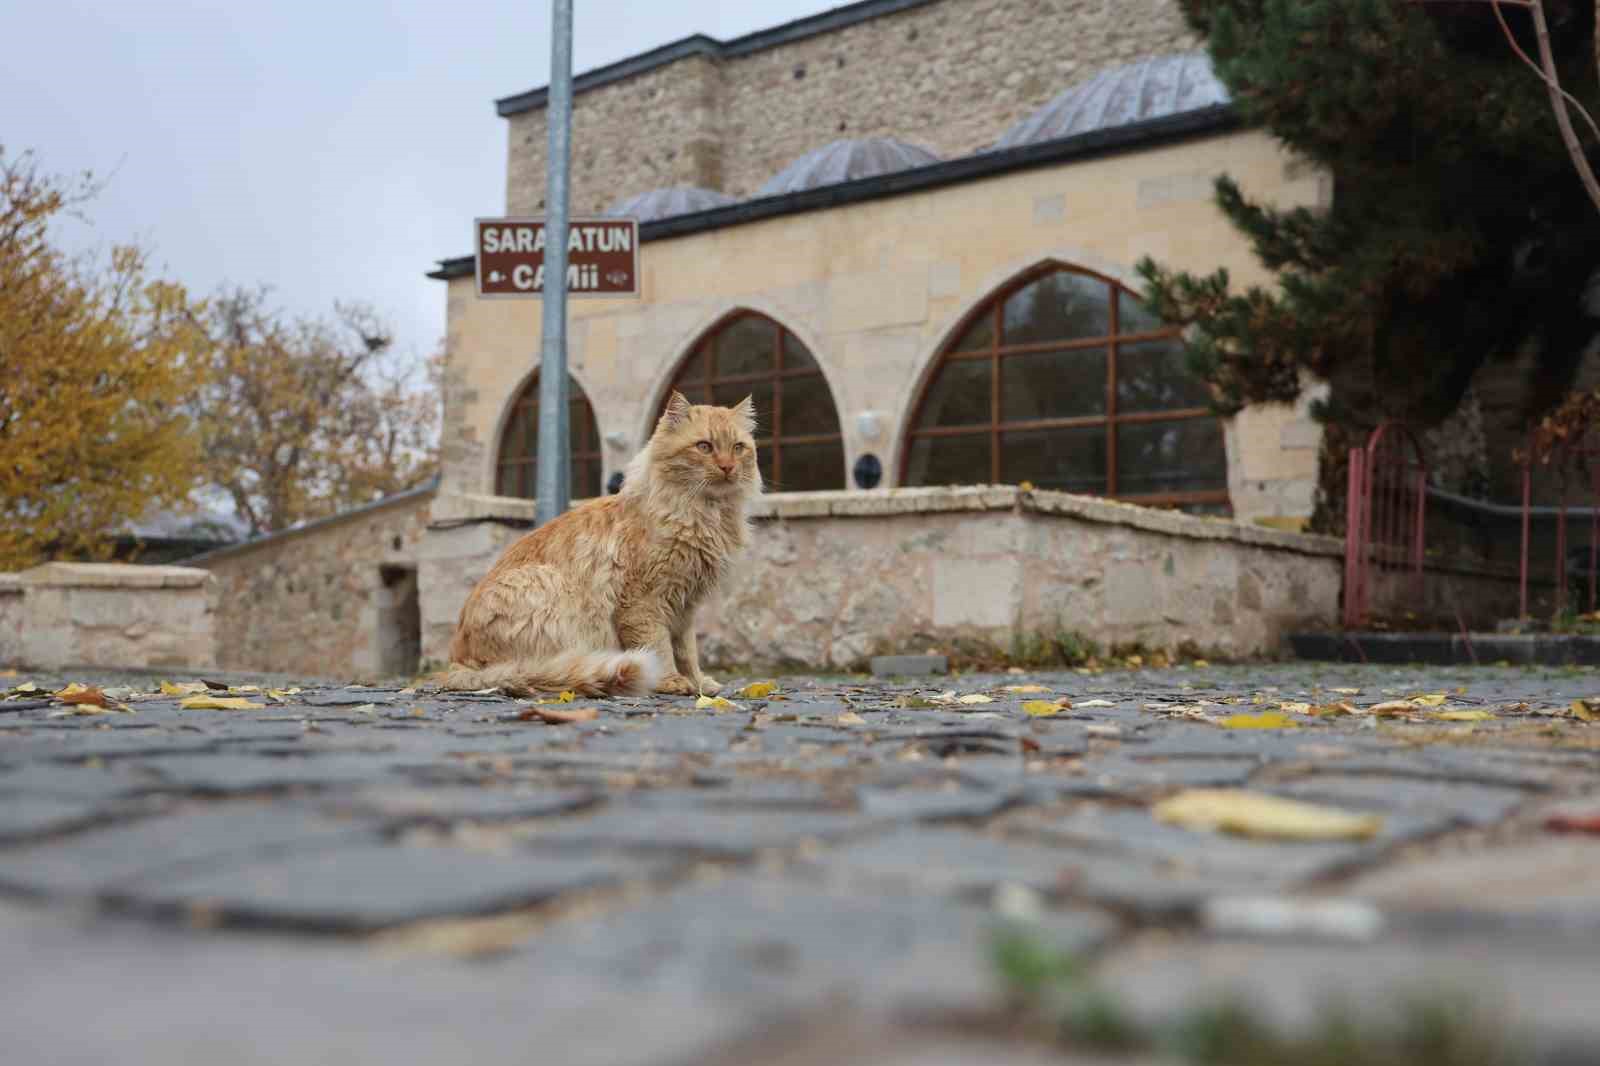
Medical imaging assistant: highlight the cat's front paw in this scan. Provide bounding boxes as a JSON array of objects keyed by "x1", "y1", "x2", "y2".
[
  {"x1": 655, "y1": 672, "x2": 697, "y2": 696},
  {"x1": 694, "y1": 675, "x2": 722, "y2": 695}
]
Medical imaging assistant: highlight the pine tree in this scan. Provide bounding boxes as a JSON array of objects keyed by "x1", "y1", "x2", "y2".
[{"x1": 1138, "y1": 0, "x2": 1600, "y2": 521}]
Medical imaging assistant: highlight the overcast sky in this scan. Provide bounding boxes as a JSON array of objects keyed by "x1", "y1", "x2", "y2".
[{"x1": 2, "y1": 0, "x2": 841, "y2": 366}]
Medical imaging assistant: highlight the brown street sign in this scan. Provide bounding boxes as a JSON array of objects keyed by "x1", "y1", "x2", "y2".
[{"x1": 475, "y1": 217, "x2": 638, "y2": 298}]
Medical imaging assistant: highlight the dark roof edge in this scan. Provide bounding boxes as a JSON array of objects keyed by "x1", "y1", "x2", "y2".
[
  {"x1": 495, "y1": 0, "x2": 943, "y2": 117},
  {"x1": 183, "y1": 476, "x2": 442, "y2": 567},
  {"x1": 428, "y1": 105, "x2": 1240, "y2": 281}
]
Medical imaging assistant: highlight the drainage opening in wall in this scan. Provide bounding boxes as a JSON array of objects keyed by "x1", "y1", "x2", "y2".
[{"x1": 376, "y1": 565, "x2": 421, "y2": 679}]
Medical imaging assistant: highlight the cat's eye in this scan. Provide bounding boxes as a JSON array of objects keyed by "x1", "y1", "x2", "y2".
[
  {"x1": 695, "y1": 441, "x2": 713, "y2": 453},
  {"x1": 733, "y1": 442, "x2": 746, "y2": 453}
]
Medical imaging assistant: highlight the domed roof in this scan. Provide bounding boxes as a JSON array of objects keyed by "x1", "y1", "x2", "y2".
[
  {"x1": 604, "y1": 185, "x2": 737, "y2": 222},
  {"x1": 756, "y1": 138, "x2": 941, "y2": 197},
  {"x1": 993, "y1": 53, "x2": 1230, "y2": 150}
]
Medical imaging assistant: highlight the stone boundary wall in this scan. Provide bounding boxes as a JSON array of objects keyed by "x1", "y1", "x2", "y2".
[
  {"x1": 0, "y1": 563, "x2": 216, "y2": 671},
  {"x1": 192, "y1": 490, "x2": 435, "y2": 679},
  {"x1": 418, "y1": 486, "x2": 1343, "y2": 669},
  {"x1": 504, "y1": 0, "x2": 1198, "y2": 214}
]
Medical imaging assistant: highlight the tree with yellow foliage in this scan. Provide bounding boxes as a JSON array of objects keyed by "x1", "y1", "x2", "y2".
[
  {"x1": 0, "y1": 146, "x2": 206, "y2": 570},
  {"x1": 194, "y1": 288, "x2": 439, "y2": 536}
]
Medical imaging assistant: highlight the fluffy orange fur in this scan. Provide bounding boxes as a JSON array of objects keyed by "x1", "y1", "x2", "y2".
[{"x1": 442, "y1": 392, "x2": 761, "y2": 697}]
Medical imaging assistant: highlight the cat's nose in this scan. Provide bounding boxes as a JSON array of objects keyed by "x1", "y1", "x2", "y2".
[{"x1": 717, "y1": 461, "x2": 735, "y2": 476}]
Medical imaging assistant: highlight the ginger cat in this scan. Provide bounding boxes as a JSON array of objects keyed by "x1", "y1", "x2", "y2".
[{"x1": 443, "y1": 392, "x2": 760, "y2": 697}]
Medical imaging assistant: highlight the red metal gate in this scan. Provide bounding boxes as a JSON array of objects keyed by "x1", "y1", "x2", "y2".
[{"x1": 1344, "y1": 423, "x2": 1427, "y2": 629}]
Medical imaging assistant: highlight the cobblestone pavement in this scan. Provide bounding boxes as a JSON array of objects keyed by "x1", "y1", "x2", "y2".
[{"x1": 5, "y1": 661, "x2": 1600, "y2": 1064}]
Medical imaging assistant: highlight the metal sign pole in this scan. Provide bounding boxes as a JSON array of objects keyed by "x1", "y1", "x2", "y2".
[{"x1": 535, "y1": 0, "x2": 574, "y2": 526}]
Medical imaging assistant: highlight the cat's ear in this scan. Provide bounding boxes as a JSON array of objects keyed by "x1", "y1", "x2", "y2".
[
  {"x1": 661, "y1": 390, "x2": 693, "y2": 428},
  {"x1": 732, "y1": 394, "x2": 757, "y2": 432}
]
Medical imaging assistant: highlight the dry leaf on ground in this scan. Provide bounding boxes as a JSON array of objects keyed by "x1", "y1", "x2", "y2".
[
  {"x1": 54, "y1": 683, "x2": 110, "y2": 708},
  {"x1": 1431, "y1": 709, "x2": 1494, "y2": 722},
  {"x1": 1022, "y1": 699, "x2": 1070, "y2": 717},
  {"x1": 1310, "y1": 702, "x2": 1358, "y2": 717},
  {"x1": 179, "y1": 695, "x2": 265, "y2": 711},
  {"x1": 739, "y1": 681, "x2": 778, "y2": 698},
  {"x1": 1368, "y1": 700, "x2": 1418, "y2": 717},
  {"x1": 957, "y1": 693, "x2": 993, "y2": 705},
  {"x1": 1154, "y1": 788, "x2": 1383, "y2": 841},
  {"x1": 695, "y1": 695, "x2": 738, "y2": 711},
  {"x1": 1003, "y1": 684, "x2": 1050, "y2": 694},
  {"x1": 1409, "y1": 693, "x2": 1449, "y2": 707},
  {"x1": 517, "y1": 705, "x2": 599, "y2": 724},
  {"x1": 1219, "y1": 711, "x2": 1299, "y2": 730},
  {"x1": 1570, "y1": 699, "x2": 1597, "y2": 722},
  {"x1": 1545, "y1": 812, "x2": 1600, "y2": 834},
  {"x1": 160, "y1": 681, "x2": 209, "y2": 696},
  {"x1": 1077, "y1": 699, "x2": 1115, "y2": 708},
  {"x1": 1276, "y1": 701, "x2": 1312, "y2": 715},
  {"x1": 835, "y1": 710, "x2": 866, "y2": 726}
]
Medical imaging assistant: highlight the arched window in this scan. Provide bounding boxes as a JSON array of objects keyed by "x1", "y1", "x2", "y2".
[
  {"x1": 902, "y1": 265, "x2": 1229, "y2": 511},
  {"x1": 660, "y1": 311, "x2": 845, "y2": 491},
  {"x1": 495, "y1": 371, "x2": 603, "y2": 500}
]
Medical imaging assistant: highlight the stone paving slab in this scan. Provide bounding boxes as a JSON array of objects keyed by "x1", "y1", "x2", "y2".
[
  {"x1": 0, "y1": 804, "x2": 371, "y2": 898},
  {"x1": 3, "y1": 661, "x2": 1600, "y2": 1063},
  {"x1": 120, "y1": 842, "x2": 660, "y2": 932}
]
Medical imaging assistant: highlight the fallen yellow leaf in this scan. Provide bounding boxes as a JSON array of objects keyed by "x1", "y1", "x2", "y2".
[
  {"x1": 1003, "y1": 684, "x2": 1050, "y2": 694},
  {"x1": 1309, "y1": 702, "x2": 1358, "y2": 717},
  {"x1": 160, "y1": 681, "x2": 209, "y2": 696},
  {"x1": 1153, "y1": 789, "x2": 1383, "y2": 841},
  {"x1": 518, "y1": 705, "x2": 598, "y2": 724},
  {"x1": 835, "y1": 711, "x2": 866, "y2": 726},
  {"x1": 957, "y1": 693, "x2": 993, "y2": 705},
  {"x1": 739, "y1": 681, "x2": 778, "y2": 698},
  {"x1": 1571, "y1": 699, "x2": 1597, "y2": 722},
  {"x1": 1219, "y1": 712, "x2": 1299, "y2": 730},
  {"x1": 695, "y1": 695, "x2": 738, "y2": 711},
  {"x1": 14, "y1": 682, "x2": 38, "y2": 693},
  {"x1": 1277, "y1": 701, "x2": 1312, "y2": 715},
  {"x1": 54, "y1": 683, "x2": 110, "y2": 707},
  {"x1": 1409, "y1": 694, "x2": 1449, "y2": 707},
  {"x1": 179, "y1": 695, "x2": 264, "y2": 711},
  {"x1": 1432, "y1": 709, "x2": 1494, "y2": 722},
  {"x1": 1191, "y1": 659, "x2": 1211, "y2": 668},
  {"x1": 227, "y1": 685, "x2": 261, "y2": 694},
  {"x1": 1022, "y1": 699, "x2": 1070, "y2": 717},
  {"x1": 557, "y1": 691, "x2": 576, "y2": 703},
  {"x1": 265, "y1": 688, "x2": 302, "y2": 702},
  {"x1": 1368, "y1": 701, "x2": 1417, "y2": 717}
]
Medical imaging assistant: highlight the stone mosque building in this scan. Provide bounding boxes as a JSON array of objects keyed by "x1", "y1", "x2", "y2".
[{"x1": 195, "y1": 0, "x2": 1347, "y2": 679}]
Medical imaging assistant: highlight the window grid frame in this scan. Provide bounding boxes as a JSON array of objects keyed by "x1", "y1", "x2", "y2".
[
  {"x1": 494, "y1": 371, "x2": 604, "y2": 501},
  {"x1": 665, "y1": 310, "x2": 846, "y2": 492},
  {"x1": 902, "y1": 265, "x2": 1230, "y2": 509}
]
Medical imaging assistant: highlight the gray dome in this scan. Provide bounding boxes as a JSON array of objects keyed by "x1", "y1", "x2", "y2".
[
  {"x1": 994, "y1": 53, "x2": 1230, "y2": 150},
  {"x1": 756, "y1": 138, "x2": 941, "y2": 197},
  {"x1": 604, "y1": 185, "x2": 737, "y2": 222}
]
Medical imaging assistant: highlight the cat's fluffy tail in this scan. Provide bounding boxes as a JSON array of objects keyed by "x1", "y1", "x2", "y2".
[{"x1": 437, "y1": 649, "x2": 664, "y2": 697}]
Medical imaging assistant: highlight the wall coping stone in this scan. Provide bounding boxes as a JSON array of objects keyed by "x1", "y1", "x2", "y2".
[
  {"x1": 0, "y1": 573, "x2": 21, "y2": 595},
  {"x1": 14, "y1": 562, "x2": 213, "y2": 590},
  {"x1": 427, "y1": 486, "x2": 1346, "y2": 558},
  {"x1": 188, "y1": 477, "x2": 440, "y2": 566}
]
